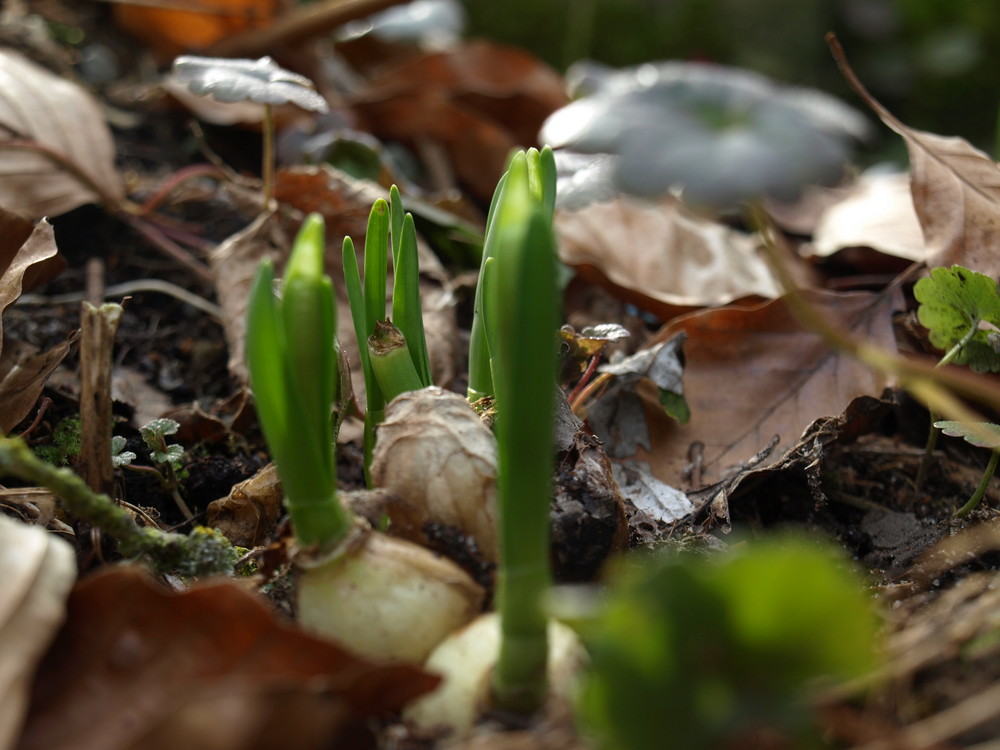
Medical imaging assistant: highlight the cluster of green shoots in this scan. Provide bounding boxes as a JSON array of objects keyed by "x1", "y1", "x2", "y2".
[
  {"x1": 915, "y1": 265, "x2": 1000, "y2": 516},
  {"x1": 245, "y1": 147, "x2": 560, "y2": 715}
]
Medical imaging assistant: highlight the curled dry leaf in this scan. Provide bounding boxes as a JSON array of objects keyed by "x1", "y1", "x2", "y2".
[
  {"x1": 556, "y1": 197, "x2": 781, "y2": 319},
  {"x1": 0, "y1": 515, "x2": 76, "y2": 750},
  {"x1": 0, "y1": 211, "x2": 69, "y2": 432},
  {"x1": 371, "y1": 386, "x2": 498, "y2": 561},
  {"x1": 18, "y1": 566, "x2": 439, "y2": 750},
  {"x1": 809, "y1": 170, "x2": 927, "y2": 263},
  {"x1": 836, "y1": 49, "x2": 1000, "y2": 277},
  {"x1": 615, "y1": 289, "x2": 899, "y2": 489},
  {"x1": 0, "y1": 49, "x2": 124, "y2": 217}
]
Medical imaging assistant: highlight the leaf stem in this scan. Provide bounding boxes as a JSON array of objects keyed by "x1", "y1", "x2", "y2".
[{"x1": 957, "y1": 449, "x2": 1000, "y2": 517}]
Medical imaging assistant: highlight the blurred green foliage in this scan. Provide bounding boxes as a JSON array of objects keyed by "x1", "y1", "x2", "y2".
[
  {"x1": 463, "y1": 0, "x2": 1000, "y2": 158},
  {"x1": 575, "y1": 533, "x2": 880, "y2": 750}
]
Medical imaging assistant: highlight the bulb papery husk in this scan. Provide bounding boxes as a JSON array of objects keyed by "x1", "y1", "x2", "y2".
[
  {"x1": 296, "y1": 523, "x2": 485, "y2": 664},
  {"x1": 404, "y1": 612, "x2": 587, "y2": 738},
  {"x1": 371, "y1": 386, "x2": 499, "y2": 562}
]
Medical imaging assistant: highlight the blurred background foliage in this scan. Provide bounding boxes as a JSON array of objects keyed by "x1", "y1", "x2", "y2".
[{"x1": 462, "y1": 0, "x2": 1000, "y2": 161}]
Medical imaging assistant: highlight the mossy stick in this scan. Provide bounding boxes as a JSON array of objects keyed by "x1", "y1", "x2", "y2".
[{"x1": 0, "y1": 435, "x2": 236, "y2": 576}]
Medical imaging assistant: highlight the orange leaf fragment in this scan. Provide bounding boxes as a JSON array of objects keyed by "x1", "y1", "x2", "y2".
[
  {"x1": 113, "y1": 0, "x2": 280, "y2": 60},
  {"x1": 18, "y1": 566, "x2": 439, "y2": 750}
]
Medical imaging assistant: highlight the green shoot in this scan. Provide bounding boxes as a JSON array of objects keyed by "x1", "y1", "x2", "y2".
[
  {"x1": 935, "y1": 420, "x2": 1000, "y2": 516},
  {"x1": 246, "y1": 212, "x2": 350, "y2": 549},
  {"x1": 489, "y1": 149, "x2": 561, "y2": 715},
  {"x1": 914, "y1": 265, "x2": 1000, "y2": 489},
  {"x1": 342, "y1": 189, "x2": 433, "y2": 484},
  {"x1": 468, "y1": 147, "x2": 557, "y2": 402}
]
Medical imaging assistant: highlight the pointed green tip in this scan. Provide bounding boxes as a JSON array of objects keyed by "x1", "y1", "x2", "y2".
[{"x1": 284, "y1": 212, "x2": 327, "y2": 286}]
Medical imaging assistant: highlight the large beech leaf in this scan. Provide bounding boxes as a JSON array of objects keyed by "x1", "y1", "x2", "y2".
[
  {"x1": 0, "y1": 50, "x2": 124, "y2": 217},
  {"x1": 556, "y1": 196, "x2": 781, "y2": 319},
  {"x1": 17, "y1": 566, "x2": 438, "y2": 750},
  {"x1": 607, "y1": 289, "x2": 899, "y2": 488},
  {"x1": 0, "y1": 516, "x2": 75, "y2": 750},
  {"x1": 839, "y1": 55, "x2": 1000, "y2": 277}
]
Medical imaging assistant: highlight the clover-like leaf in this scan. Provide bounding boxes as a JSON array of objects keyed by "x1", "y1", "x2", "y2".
[
  {"x1": 934, "y1": 421, "x2": 1000, "y2": 450},
  {"x1": 110, "y1": 435, "x2": 136, "y2": 468},
  {"x1": 914, "y1": 265, "x2": 1000, "y2": 373},
  {"x1": 170, "y1": 56, "x2": 329, "y2": 113},
  {"x1": 541, "y1": 61, "x2": 868, "y2": 208}
]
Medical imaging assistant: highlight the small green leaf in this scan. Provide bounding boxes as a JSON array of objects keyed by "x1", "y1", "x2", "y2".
[
  {"x1": 934, "y1": 420, "x2": 1000, "y2": 450},
  {"x1": 578, "y1": 535, "x2": 880, "y2": 750},
  {"x1": 914, "y1": 266, "x2": 1000, "y2": 373},
  {"x1": 110, "y1": 435, "x2": 135, "y2": 467}
]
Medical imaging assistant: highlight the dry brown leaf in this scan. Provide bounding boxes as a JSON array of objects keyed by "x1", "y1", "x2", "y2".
[
  {"x1": 351, "y1": 40, "x2": 567, "y2": 202},
  {"x1": 0, "y1": 213, "x2": 64, "y2": 348},
  {"x1": 206, "y1": 462, "x2": 283, "y2": 547},
  {"x1": 808, "y1": 171, "x2": 927, "y2": 263},
  {"x1": 0, "y1": 515, "x2": 76, "y2": 750},
  {"x1": 612, "y1": 289, "x2": 899, "y2": 488},
  {"x1": 0, "y1": 50, "x2": 124, "y2": 217},
  {"x1": 0, "y1": 338, "x2": 74, "y2": 435},
  {"x1": 17, "y1": 566, "x2": 439, "y2": 750},
  {"x1": 833, "y1": 43, "x2": 1000, "y2": 277},
  {"x1": 556, "y1": 197, "x2": 781, "y2": 319}
]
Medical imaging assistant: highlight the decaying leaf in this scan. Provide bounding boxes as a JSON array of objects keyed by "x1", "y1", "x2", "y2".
[
  {"x1": 0, "y1": 50, "x2": 124, "y2": 217},
  {"x1": 611, "y1": 460, "x2": 694, "y2": 525},
  {"x1": 0, "y1": 213, "x2": 64, "y2": 354},
  {"x1": 621, "y1": 289, "x2": 899, "y2": 488},
  {"x1": 809, "y1": 170, "x2": 927, "y2": 263},
  {"x1": 0, "y1": 213, "x2": 68, "y2": 431},
  {"x1": 0, "y1": 515, "x2": 76, "y2": 750},
  {"x1": 556, "y1": 196, "x2": 781, "y2": 318},
  {"x1": 17, "y1": 566, "x2": 439, "y2": 750},
  {"x1": 0, "y1": 337, "x2": 74, "y2": 435},
  {"x1": 837, "y1": 54, "x2": 1000, "y2": 278}
]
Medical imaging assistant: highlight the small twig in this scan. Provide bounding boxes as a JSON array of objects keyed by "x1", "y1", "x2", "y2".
[
  {"x1": 0, "y1": 436, "x2": 236, "y2": 576},
  {"x1": 206, "y1": 0, "x2": 413, "y2": 58},
  {"x1": 17, "y1": 279, "x2": 223, "y2": 320},
  {"x1": 121, "y1": 213, "x2": 214, "y2": 284}
]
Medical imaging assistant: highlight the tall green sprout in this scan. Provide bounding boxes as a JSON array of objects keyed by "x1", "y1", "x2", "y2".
[
  {"x1": 246, "y1": 213, "x2": 350, "y2": 549},
  {"x1": 489, "y1": 148, "x2": 560, "y2": 714},
  {"x1": 343, "y1": 187, "x2": 432, "y2": 484}
]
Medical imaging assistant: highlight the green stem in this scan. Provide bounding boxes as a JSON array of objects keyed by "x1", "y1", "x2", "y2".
[
  {"x1": 246, "y1": 215, "x2": 350, "y2": 548},
  {"x1": 0, "y1": 436, "x2": 236, "y2": 576},
  {"x1": 369, "y1": 320, "x2": 424, "y2": 402},
  {"x1": 917, "y1": 323, "x2": 980, "y2": 489},
  {"x1": 490, "y1": 153, "x2": 559, "y2": 716},
  {"x1": 391, "y1": 212, "x2": 432, "y2": 386},
  {"x1": 957, "y1": 449, "x2": 1000, "y2": 517}
]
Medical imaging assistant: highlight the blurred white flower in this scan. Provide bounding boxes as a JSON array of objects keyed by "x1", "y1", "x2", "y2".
[{"x1": 541, "y1": 61, "x2": 869, "y2": 209}]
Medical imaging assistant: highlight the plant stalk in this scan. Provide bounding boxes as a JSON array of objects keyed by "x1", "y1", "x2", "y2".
[{"x1": 491, "y1": 153, "x2": 560, "y2": 716}]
